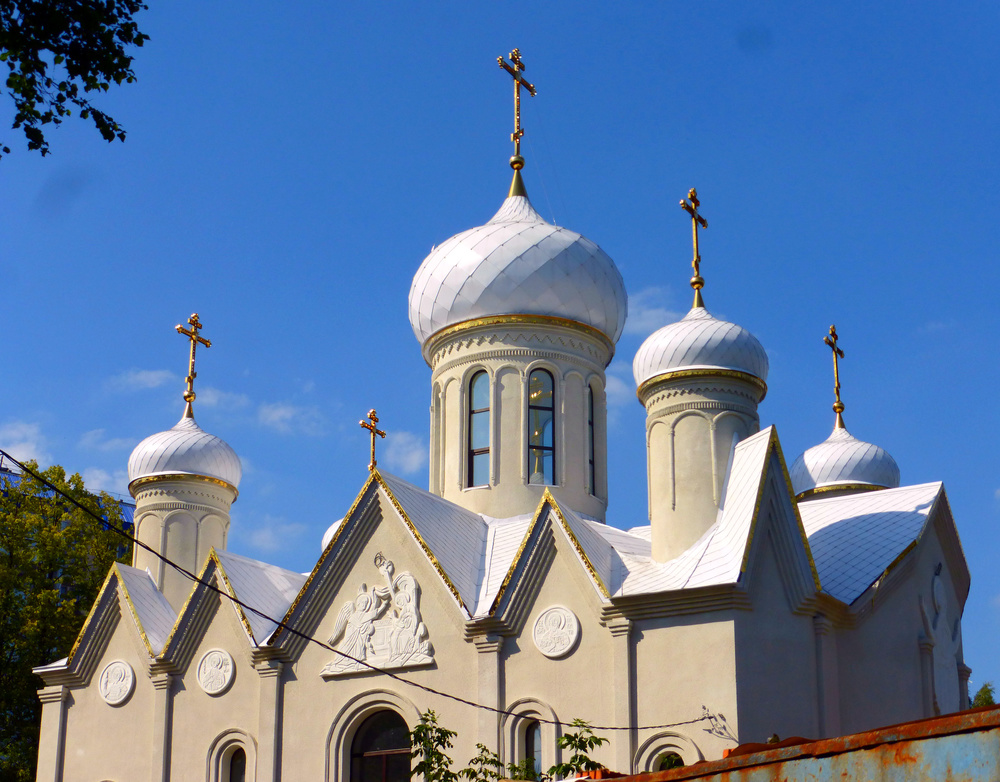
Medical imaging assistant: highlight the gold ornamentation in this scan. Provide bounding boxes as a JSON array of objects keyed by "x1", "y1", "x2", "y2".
[
  {"x1": 680, "y1": 189, "x2": 708, "y2": 308},
  {"x1": 823, "y1": 325, "x2": 846, "y2": 429},
  {"x1": 636, "y1": 368, "x2": 768, "y2": 404},
  {"x1": 497, "y1": 48, "x2": 536, "y2": 167},
  {"x1": 175, "y1": 313, "x2": 211, "y2": 417},
  {"x1": 360, "y1": 409, "x2": 386, "y2": 472},
  {"x1": 795, "y1": 482, "x2": 885, "y2": 501},
  {"x1": 127, "y1": 472, "x2": 239, "y2": 498}
]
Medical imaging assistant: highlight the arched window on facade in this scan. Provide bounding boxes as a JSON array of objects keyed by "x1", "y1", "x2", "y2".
[
  {"x1": 655, "y1": 752, "x2": 684, "y2": 771},
  {"x1": 524, "y1": 720, "x2": 542, "y2": 778},
  {"x1": 227, "y1": 747, "x2": 247, "y2": 782},
  {"x1": 468, "y1": 371, "x2": 490, "y2": 487},
  {"x1": 527, "y1": 369, "x2": 555, "y2": 485},
  {"x1": 587, "y1": 386, "x2": 596, "y2": 495},
  {"x1": 350, "y1": 710, "x2": 411, "y2": 782}
]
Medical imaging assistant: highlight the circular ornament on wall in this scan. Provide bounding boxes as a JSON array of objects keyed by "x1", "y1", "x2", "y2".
[
  {"x1": 532, "y1": 606, "x2": 581, "y2": 659},
  {"x1": 98, "y1": 660, "x2": 135, "y2": 706},
  {"x1": 197, "y1": 649, "x2": 235, "y2": 695}
]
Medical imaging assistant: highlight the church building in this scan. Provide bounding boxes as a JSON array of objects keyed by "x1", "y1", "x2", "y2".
[{"x1": 34, "y1": 51, "x2": 970, "y2": 782}]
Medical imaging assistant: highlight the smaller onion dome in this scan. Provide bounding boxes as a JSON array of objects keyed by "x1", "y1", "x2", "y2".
[
  {"x1": 321, "y1": 517, "x2": 346, "y2": 551},
  {"x1": 633, "y1": 306, "x2": 769, "y2": 388},
  {"x1": 128, "y1": 414, "x2": 242, "y2": 492},
  {"x1": 789, "y1": 426, "x2": 900, "y2": 499},
  {"x1": 408, "y1": 188, "x2": 628, "y2": 346}
]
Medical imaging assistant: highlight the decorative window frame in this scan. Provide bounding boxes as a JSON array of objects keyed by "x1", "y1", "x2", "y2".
[
  {"x1": 500, "y1": 697, "x2": 561, "y2": 774},
  {"x1": 524, "y1": 365, "x2": 558, "y2": 486},
  {"x1": 466, "y1": 368, "x2": 492, "y2": 488},
  {"x1": 633, "y1": 731, "x2": 703, "y2": 771},
  {"x1": 326, "y1": 689, "x2": 421, "y2": 782},
  {"x1": 206, "y1": 728, "x2": 257, "y2": 782}
]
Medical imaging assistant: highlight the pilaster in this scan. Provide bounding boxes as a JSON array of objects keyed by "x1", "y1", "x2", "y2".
[
  {"x1": 474, "y1": 634, "x2": 504, "y2": 752},
  {"x1": 812, "y1": 615, "x2": 840, "y2": 737},
  {"x1": 254, "y1": 654, "x2": 285, "y2": 782},
  {"x1": 150, "y1": 670, "x2": 175, "y2": 782},
  {"x1": 607, "y1": 618, "x2": 633, "y2": 773},
  {"x1": 918, "y1": 637, "x2": 935, "y2": 717},
  {"x1": 35, "y1": 685, "x2": 69, "y2": 782}
]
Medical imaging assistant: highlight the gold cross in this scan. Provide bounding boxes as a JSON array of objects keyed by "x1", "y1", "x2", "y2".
[
  {"x1": 175, "y1": 313, "x2": 211, "y2": 416},
  {"x1": 498, "y1": 48, "x2": 536, "y2": 169},
  {"x1": 360, "y1": 409, "x2": 386, "y2": 472},
  {"x1": 823, "y1": 325, "x2": 846, "y2": 428},
  {"x1": 680, "y1": 188, "x2": 708, "y2": 308}
]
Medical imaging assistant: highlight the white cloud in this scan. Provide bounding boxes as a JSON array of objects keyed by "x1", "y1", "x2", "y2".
[
  {"x1": 0, "y1": 421, "x2": 51, "y2": 465},
  {"x1": 383, "y1": 430, "x2": 428, "y2": 475},
  {"x1": 623, "y1": 287, "x2": 683, "y2": 336},
  {"x1": 242, "y1": 516, "x2": 308, "y2": 554},
  {"x1": 604, "y1": 360, "x2": 637, "y2": 409},
  {"x1": 198, "y1": 386, "x2": 251, "y2": 410},
  {"x1": 108, "y1": 369, "x2": 176, "y2": 391},
  {"x1": 79, "y1": 428, "x2": 134, "y2": 452},
  {"x1": 257, "y1": 402, "x2": 325, "y2": 435},
  {"x1": 81, "y1": 467, "x2": 130, "y2": 495}
]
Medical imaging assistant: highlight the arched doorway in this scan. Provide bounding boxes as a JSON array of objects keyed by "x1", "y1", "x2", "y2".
[{"x1": 350, "y1": 710, "x2": 411, "y2": 782}]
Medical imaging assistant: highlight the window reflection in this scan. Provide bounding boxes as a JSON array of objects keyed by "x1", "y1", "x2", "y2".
[
  {"x1": 468, "y1": 371, "x2": 490, "y2": 487},
  {"x1": 528, "y1": 370, "x2": 555, "y2": 485}
]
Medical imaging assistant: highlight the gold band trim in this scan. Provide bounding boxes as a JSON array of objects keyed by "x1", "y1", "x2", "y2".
[
  {"x1": 637, "y1": 368, "x2": 767, "y2": 403},
  {"x1": 423, "y1": 314, "x2": 615, "y2": 363},
  {"x1": 129, "y1": 473, "x2": 239, "y2": 499},
  {"x1": 795, "y1": 483, "x2": 886, "y2": 502}
]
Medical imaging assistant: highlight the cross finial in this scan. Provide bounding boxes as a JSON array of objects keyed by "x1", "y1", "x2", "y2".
[
  {"x1": 680, "y1": 188, "x2": 708, "y2": 308},
  {"x1": 498, "y1": 47, "x2": 536, "y2": 193},
  {"x1": 175, "y1": 313, "x2": 212, "y2": 418},
  {"x1": 823, "y1": 325, "x2": 846, "y2": 429},
  {"x1": 360, "y1": 409, "x2": 387, "y2": 472}
]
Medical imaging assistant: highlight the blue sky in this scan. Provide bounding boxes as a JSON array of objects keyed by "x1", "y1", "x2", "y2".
[{"x1": 2, "y1": 3, "x2": 998, "y2": 691}]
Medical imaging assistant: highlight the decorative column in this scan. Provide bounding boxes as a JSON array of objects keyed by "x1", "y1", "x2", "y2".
[
  {"x1": 918, "y1": 637, "x2": 935, "y2": 718},
  {"x1": 254, "y1": 654, "x2": 285, "y2": 782},
  {"x1": 607, "y1": 618, "x2": 633, "y2": 774},
  {"x1": 35, "y1": 685, "x2": 69, "y2": 782},
  {"x1": 474, "y1": 634, "x2": 504, "y2": 752},
  {"x1": 812, "y1": 615, "x2": 840, "y2": 737},
  {"x1": 150, "y1": 670, "x2": 175, "y2": 782}
]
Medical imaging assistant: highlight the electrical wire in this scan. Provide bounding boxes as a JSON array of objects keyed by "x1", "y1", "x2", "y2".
[{"x1": 1, "y1": 448, "x2": 723, "y2": 734}]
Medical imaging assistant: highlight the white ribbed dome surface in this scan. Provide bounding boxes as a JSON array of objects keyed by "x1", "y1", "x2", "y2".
[
  {"x1": 790, "y1": 426, "x2": 900, "y2": 497},
  {"x1": 321, "y1": 517, "x2": 345, "y2": 551},
  {"x1": 632, "y1": 306, "x2": 769, "y2": 387},
  {"x1": 409, "y1": 194, "x2": 627, "y2": 344},
  {"x1": 128, "y1": 414, "x2": 242, "y2": 489}
]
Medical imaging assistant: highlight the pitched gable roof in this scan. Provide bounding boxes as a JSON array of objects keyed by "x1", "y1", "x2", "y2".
[
  {"x1": 213, "y1": 550, "x2": 307, "y2": 644},
  {"x1": 799, "y1": 481, "x2": 944, "y2": 604},
  {"x1": 116, "y1": 563, "x2": 176, "y2": 654}
]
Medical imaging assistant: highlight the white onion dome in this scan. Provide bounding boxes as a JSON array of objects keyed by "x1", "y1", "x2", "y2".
[
  {"x1": 789, "y1": 425, "x2": 900, "y2": 499},
  {"x1": 321, "y1": 516, "x2": 346, "y2": 551},
  {"x1": 408, "y1": 192, "x2": 628, "y2": 345},
  {"x1": 128, "y1": 413, "x2": 242, "y2": 492},
  {"x1": 633, "y1": 305, "x2": 769, "y2": 388}
]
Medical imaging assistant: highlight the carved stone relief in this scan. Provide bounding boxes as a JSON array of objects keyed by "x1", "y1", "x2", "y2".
[
  {"x1": 532, "y1": 606, "x2": 580, "y2": 659},
  {"x1": 321, "y1": 553, "x2": 433, "y2": 678},
  {"x1": 197, "y1": 649, "x2": 235, "y2": 695},
  {"x1": 98, "y1": 660, "x2": 135, "y2": 706}
]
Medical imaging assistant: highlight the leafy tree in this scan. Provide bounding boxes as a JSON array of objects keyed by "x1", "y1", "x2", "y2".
[
  {"x1": 462, "y1": 744, "x2": 504, "y2": 782},
  {"x1": 410, "y1": 710, "x2": 460, "y2": 782},
  {"x1": 507, "y1": 757, "x2": 551, "y2": 782},
  {"x1": 0, "y1": 0, "x2": 149, "y2": 158},
  {"x1": 0, "y1": 463, "x2": 131, "y2": 782},
  {"x1": 972, "y1": 681, "x2": 996, "y2": 708},
  {"x1": 548, "y1": 719, "x2": 608, "y2": 779}
]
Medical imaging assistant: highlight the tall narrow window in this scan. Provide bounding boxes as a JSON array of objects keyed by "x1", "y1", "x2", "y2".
[
  {"x1": 468, "y1": 371, "x2": 490, "y2": 487},
  {"x1": 228, "y1": 748, "x2": 246, "y2": 782},
  {"x1": 587, "y1": 386, "x2": 596, "y2": 495},
  {"x1": 351, "y1": 710, "x2": 411, "y2": 782},
  {"x1": 525, "y1": 720, "x2": 542, "y2": 777},
  {"x1": 527, "y1": 369, "x2": 555, "y2": 485}
]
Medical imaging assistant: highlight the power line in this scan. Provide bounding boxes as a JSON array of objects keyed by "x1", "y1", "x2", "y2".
[{"x1": 1, "y1": 448, "x2": 719, "y2": 734}]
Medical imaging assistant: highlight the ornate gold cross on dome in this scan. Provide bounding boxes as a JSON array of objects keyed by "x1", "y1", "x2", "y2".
[
  {"x1": 175, "y1": 313, "x2": 211, "y2": 416},
  {"x1": 360, "y1": 409, "x2": 386, "y2": 471},
  {"x1": 497, "y1": 48, "x2": 536, "y2": 168},
  {"x1": 823, "y1": 325, "x2": 846, "y2": 429},
  {"x1": 680, "y1": 188, "x2": 708, "y2": 308}
]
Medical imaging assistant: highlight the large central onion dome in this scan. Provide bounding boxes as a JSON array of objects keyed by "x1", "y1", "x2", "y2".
[
  {"x1": 633, "y1": 305, "x2": 769, "y2": 389},
  {"x1": 408, "y1": 191, "x2": 627, "y2": 346},
  {"x1": 790, "y1": 425, "x2": 900, "y2": 499},
  {"x1": 128, "y1": 413, "x2": 242, "y2": 492}
]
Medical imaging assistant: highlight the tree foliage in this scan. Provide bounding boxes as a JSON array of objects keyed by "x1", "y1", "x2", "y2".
[
  {"x1": 0, "y1": 463, "x2": 131, "y2": 782},
  {"x1": 548, "y1": 719, "x2": 608, "y2": 779},
  {"x1": 972, "y1": 681, "x2": 996, "y2": 708},
  {"x1": 410, "y1": 710, "x2": 461, "y2": 782},
  {"x1": 0, "y1": 0, "x2": 149, "y2": 158}
]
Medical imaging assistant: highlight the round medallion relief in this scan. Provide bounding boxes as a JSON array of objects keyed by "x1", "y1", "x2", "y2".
[
  {"x1": 532, "y1": 606, "x2": 580, "y2": 659},
  {"x1": 98, "y1": 660, "x2": 135, "y2": 706},
  {"x1": 197, "y1": 649, "x2": 235, "y2": 695}
]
